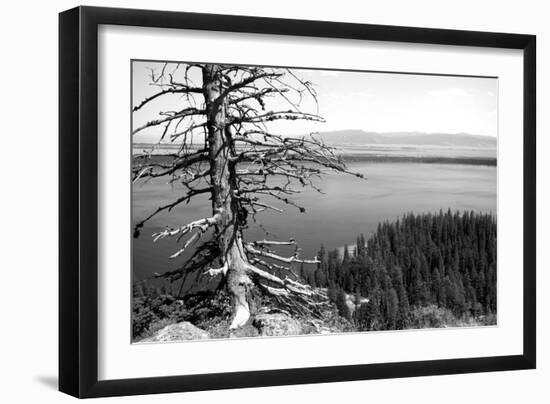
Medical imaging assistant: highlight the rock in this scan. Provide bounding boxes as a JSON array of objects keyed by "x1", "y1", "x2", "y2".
[
  {"x1": 305, "y1": 319, "x2": 333, "y2": 334},
  {"x1": 325, "y1": 315, "x2": 354, "y2": 333},
  {"x1": 140, "y1": 321, "x2": 210, "y2": 342},
  {"x1": 253, "y1": 313, "x2": 302, "y2": 336},
  {"x1": 229, "y1": 323, "x2": 260, "y2": 338}
]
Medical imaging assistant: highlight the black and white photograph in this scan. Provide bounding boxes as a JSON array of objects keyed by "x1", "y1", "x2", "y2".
[
  {"x1": 1, "y1": 0, "x2": 544, "y2": 400},
  {"x1": 131, "y1": 60, "x2": 497, "y2": 342}
]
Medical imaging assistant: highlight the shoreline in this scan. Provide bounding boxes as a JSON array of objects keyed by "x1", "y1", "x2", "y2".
[
  {"x1": 132, "y1": 151, "x2": 497, "y2": 167},
  {"x1": 342, "y1": 154, "x2": 496, "y2": 166}
]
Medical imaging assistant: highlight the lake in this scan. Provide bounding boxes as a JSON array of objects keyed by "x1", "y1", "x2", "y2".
[{"x1": 132, "y1": 160, "x2": 496, "y2": 285}]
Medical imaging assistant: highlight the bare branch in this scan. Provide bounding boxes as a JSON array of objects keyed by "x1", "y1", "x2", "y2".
[
  {"x1": 133, "y1": 87, "x2": 203, "y2": 112},
  {"x1": 231, "y1": 110, "x2": 324, "y2": 125},
  {"x1": 133, "y1": 187, "x2": 212, "y2": 237},
  {"x1": 228, "y1": 88, "x2": 283, "y2": 107},
  {"x1": 222, "y1": 71, "x2": 283, "y2": 98},
  {"x1": 252, "y1": 239, "x2": 296, "y2": 247},
  {"x1": 132, "y1": 149, "x2": 209, "y2": 181},
  {"x1": 204, "y1": 262, "x2": 229, "y2": 277},
  {"x1": 245, "y1": 243, "x2": 320, "y2": 265},
  {"x1": 132, "y1": 107, "x2": 206, "y2": 135},
  {"x1": 152, "y1": 215, "x2": 220, "y2": 242}
]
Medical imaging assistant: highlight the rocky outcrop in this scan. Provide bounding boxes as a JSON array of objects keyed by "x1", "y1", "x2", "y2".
[
  {"x1": 140, "y1": 321, "x2": 210, "y2": 342},
  {"x1": 253, "y1": 313, "x2": 303, "y2": 336},
  {"x1": 134, "y1": 288, "x2": 354, "y2": 342},
  {"x1": 229, "y1": 324, "x2": 260, "y2": 338}
]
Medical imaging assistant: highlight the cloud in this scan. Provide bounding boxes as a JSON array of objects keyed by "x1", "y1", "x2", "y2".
[
  {"x1": 325, "y1": 91, "x2": 373, "y2": 100},
  {"x1": 354, "y1": 92, "x2": 373, "y2": 98},
  {"x1": 428, "y1": 87, "x2": 473, "y2": 98},
  {"x1": 319, "y1": 70, "x2": 341, "y2": 77}
]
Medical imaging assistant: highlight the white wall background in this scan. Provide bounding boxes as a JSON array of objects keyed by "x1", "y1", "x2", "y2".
[{"x1": 0, "y1": 0, "x2": 547, "y2": 402}]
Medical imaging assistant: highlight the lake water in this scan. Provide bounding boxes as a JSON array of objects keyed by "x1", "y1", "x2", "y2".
[{"x1": 132, "y1": 161, "x2": 496, "y2": 283}]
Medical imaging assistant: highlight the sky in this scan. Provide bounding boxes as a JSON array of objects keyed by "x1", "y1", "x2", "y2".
[{"x1": 132, "y1": 61, "x2": 498, "y2": 143}]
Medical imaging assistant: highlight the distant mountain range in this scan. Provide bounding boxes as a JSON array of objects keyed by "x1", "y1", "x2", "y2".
[
  {"x1": 317, "y1": 130, "x2": 496, "y2": 148},
  {"x1": 134, "y1": 130, "x2": 497, "y2": 152}
]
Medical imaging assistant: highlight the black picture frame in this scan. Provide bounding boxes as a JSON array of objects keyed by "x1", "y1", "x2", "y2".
[{"x1": 59, "y1": 6, "x2": 536, "y2": 398}]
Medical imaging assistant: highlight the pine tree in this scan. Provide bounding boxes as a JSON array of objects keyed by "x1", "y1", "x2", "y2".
[
  {"x1": 310, "y1": 210, "x2": 496, "y2": 329},
  {"x1": 335, "y1": 288, "x2": 351, "y2": 321}
]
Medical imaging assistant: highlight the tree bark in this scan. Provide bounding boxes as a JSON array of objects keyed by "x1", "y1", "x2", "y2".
[{"x1": 203, "y1": 65, "x2": 252, "y2": 328}]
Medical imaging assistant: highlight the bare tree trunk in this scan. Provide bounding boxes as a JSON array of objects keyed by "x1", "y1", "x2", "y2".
[
  {"x1": 203, "y1": 65, "x2": 253, "y2": 328},
  {"x1": 136, "y1": 63, "x2": 364, "y2": 328}
]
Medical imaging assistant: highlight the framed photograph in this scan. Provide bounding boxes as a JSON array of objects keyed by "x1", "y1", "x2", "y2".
[{"x1": 59, "y1": 6, "x2": 536, "y2": 398}]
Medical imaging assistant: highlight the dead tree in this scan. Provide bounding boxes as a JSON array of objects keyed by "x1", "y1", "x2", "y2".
[{"x1": 133, "y1": 63, "x2": 364, "y2": 328}]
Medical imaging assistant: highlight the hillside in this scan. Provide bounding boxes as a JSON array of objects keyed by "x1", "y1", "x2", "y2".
[{"x1": 133, "y1": 210, "x2": 497, "y2": 341}]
